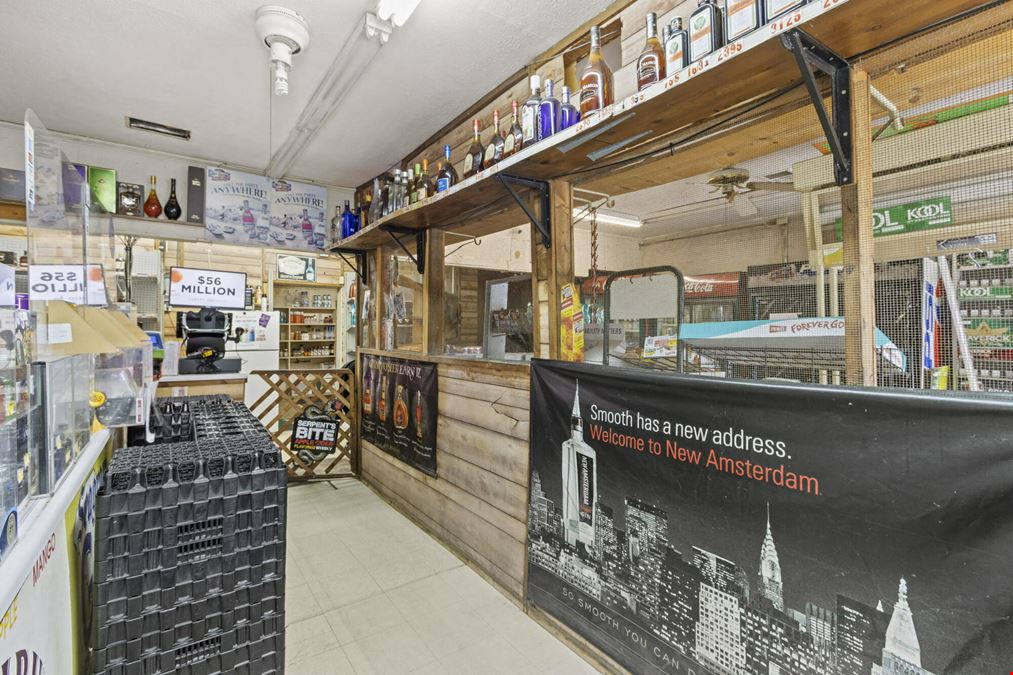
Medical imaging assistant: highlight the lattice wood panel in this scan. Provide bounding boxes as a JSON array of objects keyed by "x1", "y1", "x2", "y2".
[{"x1": 249, "y1": 369, "x2": 356, "y2": 480}]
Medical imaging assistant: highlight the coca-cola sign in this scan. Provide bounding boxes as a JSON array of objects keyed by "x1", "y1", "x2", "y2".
[{"x1": 684, "y1": 272, "x2": 742, "y2": 298}]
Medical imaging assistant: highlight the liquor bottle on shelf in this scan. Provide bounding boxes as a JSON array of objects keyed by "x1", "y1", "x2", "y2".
[
  {"x1": 377, "y1": 177, "x2": 390, "y2": 218},
  {"x1": 537, "y1": 79, "x2": 561, "y2": 141},
  {"x1": 464, "y1": 119, "x2": 485, "y2": 179},
  {"x1": 560, "y1": 87, "x2": 580, "y2": 130},
  {"x1": 353, "y1": 203, "x2": 363, "y2": 234},
  {"x1": 504, "y1": 100, "x2": 524, "y2": 158},
  {"x1": 690, "y1": 0, "x2": 724, "y2": 63},
  {"x1": 143, "y1": 175, "x2": 162, "y2": 218},
  {"x1": 436, "y1": 145, "x2": 458, "y2": 192},
  {"x1": 331, "y1": 205, "x2": 342, "y2": 241},
  {"x1": 725, "y1": 0, "x2": 762, "y2": 42},
  {"x1": 765, "y1": 0, "x2": 807, "y2": 23},
  {"x1": 484, "y1": 110, "x2": 506, "y2": 168},
  {"x1": 341, "y1": 200, "x2": 355, "y2": 239},
  {"x1": 521, "y1": 75, "x2": 541, "y2": 147},
  {"x1": 665, "y1": 17, "x2": 689, "y2": 73},
  {"x1": 164, "y1": 178, "x2": 182, "y2": 220},
  {"x1": 409, "y1": 163, "x2": 422, "y2": 204},
  {"x1": 637, "y1": 12, "x2": 666, "y2": 91},
  {"x1": 579, "y1": 25, "x2": 614, "y2": 117},
  {"x1": 360, "y1": 195, "x2": 371, "y2": 229},
  {"x1": 417, "y1": 160, "x2": 433, "y2": 201}
]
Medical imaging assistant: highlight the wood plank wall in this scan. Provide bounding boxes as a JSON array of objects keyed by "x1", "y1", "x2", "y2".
[{"x1": 358, "y1": 349, "x2": 531, "y2": 600}]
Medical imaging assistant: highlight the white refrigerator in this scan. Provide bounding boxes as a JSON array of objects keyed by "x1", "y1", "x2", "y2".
[{"x1": 225, "y1": 311, "x2": 281, "y2": 411}]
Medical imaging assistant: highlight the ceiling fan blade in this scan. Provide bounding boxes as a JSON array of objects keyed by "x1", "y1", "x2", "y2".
[
  {"x1": 734, "y1": 193, "x2": 759, "y2": 217},
  {"x1": 746, "y1": 181, "x2": 797, "y2": 192}
]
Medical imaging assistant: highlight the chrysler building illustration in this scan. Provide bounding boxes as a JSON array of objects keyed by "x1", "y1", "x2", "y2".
[
  {"x1": 561, "y1": 381, "x2": 597, "y2": 550},
  {"x1": 873, "y1": 578, "x2": 935, "y2": 675},
  {"x1": 758, "y1": 503, "x2": 784, "y2": 611}
]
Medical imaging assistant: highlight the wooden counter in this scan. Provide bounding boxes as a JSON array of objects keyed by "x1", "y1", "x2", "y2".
[
  {"x1": 156, "y1": 373, "x2": 248, "y2": 401},
  {"x1": 358, "y1": 349, "x2": 531, "y2": 601}
]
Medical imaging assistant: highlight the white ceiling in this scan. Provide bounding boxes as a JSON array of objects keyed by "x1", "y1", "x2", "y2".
[{"x1": 0, "y1": 0, "x2": 612, "y2": 188}]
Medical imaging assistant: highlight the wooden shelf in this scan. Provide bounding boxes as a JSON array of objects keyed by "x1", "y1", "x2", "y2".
[
  {"x1": 330, "y1": 0, "x2": 988, "y2": 252},
  {"x1": 276, "y1": 306, "x2": 336, "y2": 311}
]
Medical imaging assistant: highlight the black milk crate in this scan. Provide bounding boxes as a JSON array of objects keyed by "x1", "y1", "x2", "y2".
[{"x1": 93, "y1": 395, "x2": 286, "y2": 675}]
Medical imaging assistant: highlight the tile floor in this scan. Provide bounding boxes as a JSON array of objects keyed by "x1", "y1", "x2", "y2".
[{"x1": 284, "y1": 479, "x2": 597, "y2": 675}]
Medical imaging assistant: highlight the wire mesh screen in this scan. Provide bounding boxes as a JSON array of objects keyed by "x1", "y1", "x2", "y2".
[{"x1": 581, "y1": 5, "x2": 1012, "y2": 393}]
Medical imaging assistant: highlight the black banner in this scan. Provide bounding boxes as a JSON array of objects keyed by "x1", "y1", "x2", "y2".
[
  {"x1": 527, "y1": 359, "x2": 1013, "y2": 674},
  {"x1": 290, "y1": 408, "x2": 339, "y2": 465},
  {"x1": 361, "y1": 354, "x2": 438, "y2": 477}
]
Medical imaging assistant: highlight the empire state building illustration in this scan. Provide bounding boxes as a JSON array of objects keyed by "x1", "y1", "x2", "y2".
[{"x1": 561, "y1": 381, "x2": 597, "y2": 550}]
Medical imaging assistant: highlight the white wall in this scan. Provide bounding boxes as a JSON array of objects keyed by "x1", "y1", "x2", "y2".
[
  {"x1": 445, "y1": 224, "x2": 643, "y2": 275},
  {"x1": 0, "y1": 121, "x2": 354, "y2": 237},
  {"x1": 640, "y1": 219, "x2": 810, "y2": 274}
]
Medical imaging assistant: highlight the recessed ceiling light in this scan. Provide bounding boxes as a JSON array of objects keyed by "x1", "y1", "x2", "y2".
[{"x1": 126, "y1": 117, "x2": 191, "y2": 140}]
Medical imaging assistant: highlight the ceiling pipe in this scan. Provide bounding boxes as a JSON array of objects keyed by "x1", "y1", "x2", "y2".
[{"x1": 264, "y1": 19, "x2": 383, "y2": 178}]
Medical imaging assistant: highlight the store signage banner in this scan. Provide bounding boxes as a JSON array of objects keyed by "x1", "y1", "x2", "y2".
[
  {"x1": 684, "y1": 272, "x2": 742, "y2": 298},
  {"x1": 0, "y1": 524, "x2": 73, "y2": 675},
  {"x1": 203, "y1": 167, "x2": 327, "y2": 250},
  {"x1": 168, "y1": 267, "x2": 247, "y2": 310},
  {"x1": 28, "y1": 264, "x2": 108, "y2": 305},
  {"x1": 360, "y1": 354, "x2": 438, "y2": 477},
  {"x1": 834, "y1": 196, "x2": 953, "y2": 239},
  {"x1": 277, "y1": 254, "x2": 316, "y2": 281},
  {"x1": 527, "y1": 360, "x2": 1013, "y2": 674},
  {"x1": 291, "y1": 409, "x2": 340, "y2": 466},
  {"x1": 272, "y1": 180, "x2": 327, "y2": 250}
]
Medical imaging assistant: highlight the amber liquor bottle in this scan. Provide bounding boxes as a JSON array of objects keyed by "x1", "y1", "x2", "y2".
[
  {"x1": 463, "y1": 119, "x2": 484, "y2": 179},
  {"x1": 579, "y1": 26, "x2": 614, "y2": 116},
  {"x1": 143, "y1": 175, "x2": 162, "y2": 218},
  {"x1": 484, "y1": 110, "x2": 506, "y2": 168},
  {"x1": 504, "y1": 100, "x2": 524, "y2": 158},
  {"x1": 417, "y1": 159, "x2": 433, "y2": 201},
  {"x1": 637, "y1": 12, "x2": 665, "y2": 91},
  {"x1": 436, "y1": 145, "x2": 458, "y2": 192}
]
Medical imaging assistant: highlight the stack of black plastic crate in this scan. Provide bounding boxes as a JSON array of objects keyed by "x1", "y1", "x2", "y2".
[{"x1": 93, "y1": 395, "x2": 286, "y2": 674}]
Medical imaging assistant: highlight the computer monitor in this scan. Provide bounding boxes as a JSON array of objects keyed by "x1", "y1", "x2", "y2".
[{"x1": 167, "y1": 267, "x2": 247, "y2": 310}]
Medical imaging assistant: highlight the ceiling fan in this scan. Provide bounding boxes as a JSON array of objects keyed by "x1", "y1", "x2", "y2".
[{"x1": 703, "y1": 166, "x2": 798, "y2": 217}]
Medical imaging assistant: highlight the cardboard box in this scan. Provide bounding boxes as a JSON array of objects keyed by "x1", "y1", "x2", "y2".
[
  {"x1": 87, "y1": 166, "x2": 117, "y2": 214},
  {"x1": 186, "y1": 165, "x2": 205, "y2": 224},
  {"x1": 116, "y1": 181, "x2": 144, "y2": 216}
]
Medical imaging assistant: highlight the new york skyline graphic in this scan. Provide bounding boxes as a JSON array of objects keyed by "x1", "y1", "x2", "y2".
[{"x1": 527, "y1": 379, "x2": 968, "y2": 675}]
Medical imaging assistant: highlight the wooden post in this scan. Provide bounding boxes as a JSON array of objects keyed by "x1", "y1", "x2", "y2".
[
  {"x1": 531, "y1": 180, "x2": 575, "y2": 360},
  {"x1": 424, "y1": 229, "x2": 446, "y2": 355},
  {"x1": 842, "y1": 67, "x2": 876, "y2": 386}
]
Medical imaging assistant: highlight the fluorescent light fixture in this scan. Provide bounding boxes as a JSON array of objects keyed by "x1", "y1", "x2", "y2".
[
  {"x1": 572, "y1": 208, "x2": 642, "y2": 228},
  {"x1": 126, "y1": 117, "x2": 191, "y2": 140},
  {"x1": 376, "y1": 0, "x2": 422, "y2": 27}
]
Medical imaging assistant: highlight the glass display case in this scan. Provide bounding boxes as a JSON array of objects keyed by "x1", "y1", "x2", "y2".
[
  {"x1": 0, "y1": 309, "x2": 31, "y2": 548},
  {"x1": 30, "y1": 353, "x2": 93, "y2": 492}
]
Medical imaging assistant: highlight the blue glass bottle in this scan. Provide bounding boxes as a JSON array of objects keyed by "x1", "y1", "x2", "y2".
[
  {"x1": 537, "y1": 79, "x2": 561, "y2": 141},
  {"x1": 340, "y1": 200, "x2": 354, "y2": 239},
  {"x1": 559, "y1": 86, "x2": 581, "y2": 130}
]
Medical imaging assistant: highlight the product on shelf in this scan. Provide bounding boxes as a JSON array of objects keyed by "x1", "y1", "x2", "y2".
[
  {"x1": 116, "y1": 182, "x2": 143, "y2": 217},
  {"x1": 765, "y1": 0, "x2": 808, "y2": 23},
  {"x1": 664, "y1": 18, "x2": 689, "y2": 73},
  {"x1": 560, "y1": 87, "x2": 580, "y2": 130},
  {"x1": 579, "y1": 25, "x2": 614, "y2": 117},
  {"x1": 464, "y1": 119, "x2": 485, "y2": 179},
  {"x1": 484, "y1": 110, "x2": 506, "y2": 169},
  {"x1": 955, "y1": 249, "x2": 1013, "y2": 392},
  {"x1": 637, "y1": 12, "x2": 666, "y2": 92},
  {"x1": 164, "y1": 178, "x2": 182, "y2": 220},
  {"x1": 436, "y1": 144, "x2": 458, "y2": 192},
  {"x1": 537, "y1": 79, "x2": 561, "y2": 142},
  {"x1": 690, "y1": 0, "x2": 725, "y2": 63},
  {"x1": 416, "y1": 160, "x2": 433, "y2": 202},
  {"x1": 504, "y1": 100, "x2": 524, "y2": 158},
  {"x1": 726, "y1": 0, "x2": 763, "y2": 42},
  {"x1": 143, "y1": 175, "x2": 163, "y2": 218},
  {"x1": 521, "y1": 74, "x2": 542, "y2": 146}
]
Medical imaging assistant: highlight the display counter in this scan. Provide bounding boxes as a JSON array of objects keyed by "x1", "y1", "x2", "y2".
[
  {"x1": 0, "y1": 429, "x2": 111, "y2": 673},
  {"x1": 156, "y1": 373, "x2": 248, "y2": 401}
]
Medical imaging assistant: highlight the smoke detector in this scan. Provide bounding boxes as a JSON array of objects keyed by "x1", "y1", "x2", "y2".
[{"x1": 255, "y1": 5, "x2": 310, "y2": 96}]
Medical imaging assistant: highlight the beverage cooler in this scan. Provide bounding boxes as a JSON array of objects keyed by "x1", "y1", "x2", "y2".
[{"x1": 682, "y1": 272, "x2": 746, "y2": 323}]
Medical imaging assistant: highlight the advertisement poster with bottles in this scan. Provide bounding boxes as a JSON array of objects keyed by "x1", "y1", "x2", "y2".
[
  {"x1": 360, "y1": 354, "x2": 438, "y2": 477},
  {"x1": 271, "y1": 180, "x2": 327, "y2": 250}
]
